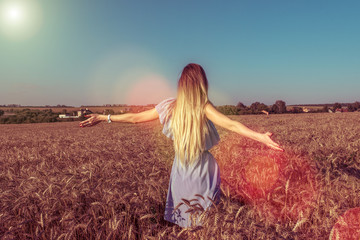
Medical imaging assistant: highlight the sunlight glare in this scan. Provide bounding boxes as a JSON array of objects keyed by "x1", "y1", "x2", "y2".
[
  {"x1": 125, "y1": 74, "x2": 176, "y2": 105},
  {"x1": 244, "y1": 155, "x2": 279, "y2": 192},
  {"x1": 0, "y1": 0, "x2": 42, "y2": 39},
  {"x1": 7, "y1": 5, "x2": 23, "y2": 22}
]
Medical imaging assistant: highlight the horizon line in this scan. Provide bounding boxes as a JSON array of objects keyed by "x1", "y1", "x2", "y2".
[{"x1": 1, "y1": 101, "x2": 359, "y2": 108}]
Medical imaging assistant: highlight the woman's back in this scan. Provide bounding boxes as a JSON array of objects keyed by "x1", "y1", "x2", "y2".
[{"x1": 155, "y1": 97, "x2": 221, "y2": 228}]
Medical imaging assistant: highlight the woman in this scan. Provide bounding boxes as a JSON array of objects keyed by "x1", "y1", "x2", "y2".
[{"x1": 79, "y1": 63, "x2": 283, "y2": 228}]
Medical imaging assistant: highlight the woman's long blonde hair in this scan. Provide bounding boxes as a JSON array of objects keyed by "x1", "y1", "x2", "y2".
[{"x1": 170, "y1": 63, "x2": 210, "y2": 167}]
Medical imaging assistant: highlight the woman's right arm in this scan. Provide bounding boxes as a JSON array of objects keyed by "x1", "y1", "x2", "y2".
[
  {"x1": 106, "y1": 108, "x2": 159, "y2": 124},
  {"x1": 204, "y1": 102, "x2": 283, "y2": 151},
  {"x1": 79, "y1": 108, "x2": 159, "y2": 127}
]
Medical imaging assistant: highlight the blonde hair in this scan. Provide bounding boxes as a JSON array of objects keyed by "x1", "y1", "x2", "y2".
[{"x1": 170, "y1": 63, "x2": 210, "y2": 167}]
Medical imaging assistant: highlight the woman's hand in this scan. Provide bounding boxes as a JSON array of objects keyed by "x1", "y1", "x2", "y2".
[
  {"x1": 79, "y1": 114, "x2": 103, "y2": 127},
  {"x1": 259, "y1": 132, "x2": 284, "y2": 152}
]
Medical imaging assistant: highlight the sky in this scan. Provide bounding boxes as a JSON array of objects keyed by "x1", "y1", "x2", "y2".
[{"x1": 0, "y1": 0, "x2": 359, "y2": 106}]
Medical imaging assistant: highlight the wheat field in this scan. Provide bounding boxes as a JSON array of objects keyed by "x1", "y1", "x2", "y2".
[{"x1": 1, "y1": 112, "x2": 359, "y2": 239}]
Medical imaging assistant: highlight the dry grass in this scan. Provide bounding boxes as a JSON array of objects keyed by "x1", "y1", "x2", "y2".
[{"x1": 0, "y1": 112, "x2": 359, "y2": 239}]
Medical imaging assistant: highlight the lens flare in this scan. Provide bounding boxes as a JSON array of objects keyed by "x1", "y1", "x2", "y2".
[
  {"x1": 7, "y1": 5, "x2": 22, "y2": 22},
  {"x1": 0, "y1": 0, "x2": 42, "y2": 40},
  {"x1": 125, "y1": 74, "x2": 175, "y2": 105},
  {"x1": 86, "y1": 45, "x2": 173, "y2": 106},
  {"x1": 244, "y1": 155, "x2": 279, "y2": 193},
  {"x1": 213, "y1": 132, "x2": 320, "y2": 223},
  {"x1": 330, "y1": 207, "x2": 360, "y2": 240}
]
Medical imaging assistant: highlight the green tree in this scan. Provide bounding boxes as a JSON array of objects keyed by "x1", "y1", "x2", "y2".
[
  {"x1": 104, "y1": 109, "x2": 115, "y2": 115},
  {"x1": 259, "y1": 103, "x2": 269, "y2": 111},
  {"x1": 250, "y1": 102, "x2": 260, "y2": 112},
  {"x1": 271, "y1": 100, "x2": 286, "y2": 114},
  {"x1": 236, "y1": 102, "x2": 250, "y2": 115},
  {"x1": 270, "y1": 104, "x2": 278, "y2": 114},
  {"x1": 353, "y1": 101, "x2": 360, "y2": 110},
  {"x1": 249, "y1": 102, "x2": 269, "y2": 114},
  {"x1": 0, "y1": 109, "x2": 4, "y2": 116},
  {"x1": 276, "y1": 100, "x2": 286, "y2": 113},
  {"x1": 333, "y1": 103, "x2": 341, "y2": 112},
  {"x1": 348, "y1": 105, "x2": 355, "y2": 112},
  {"x1": 236, "y1": 102, "x2": 246, "y2": 111},
  {"x1": 291, "y1": 107, "x2": 303, "y2": 114},
  {"x1": 322, "y1": 105, "x2": 329, "y2": 112},
  {"x1": 216, "y1": 105, "x2": 238, "y2": 115}
]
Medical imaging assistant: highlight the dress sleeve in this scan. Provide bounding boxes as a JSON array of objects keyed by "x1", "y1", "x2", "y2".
[
  {"x1": 155, "y1": 98, "x2": 175, "y2": 139},
  {"x1": 204, "y1": 120, "x2": 220, "y2": 150},
  {"x1": 155, "y1": 97, "x2": 176, "y2": 125}
]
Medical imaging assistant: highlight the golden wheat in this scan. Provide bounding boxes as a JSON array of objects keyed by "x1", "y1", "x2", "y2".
[{"x1": 0, "y1": 113, "x2": 359, "y2": 239}]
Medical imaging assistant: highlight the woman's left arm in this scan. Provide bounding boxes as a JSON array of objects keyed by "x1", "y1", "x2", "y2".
[
  {"x1": 79, "y1": 108, "x2": 159, "y2": 127},
  {"x1": 205, "y1": 103, "x2": 283, "y2": 151}
]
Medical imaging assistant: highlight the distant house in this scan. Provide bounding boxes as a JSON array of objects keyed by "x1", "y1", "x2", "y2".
[
  {"x1": 302, "y1": 107, "x2": 310, "y2": 113},
  {"x1": 119, "y1": 107, "x2": 131, "y2": 113},
  {"x1": 77, "y1": 108, "x2": 93, "y2": 117},
  {"x1": 58, "y1": 114, "x2": 69, "y2": 118},
  {"x1": 335, "y1": 107, "x2": 348, "y2": 113},
  {"x1": 261, "y1": 110, "x2": 269, "y2": 116},
  {"x1": 59, "y1": 108, "x2": 92, "y2": 118},
  {"x1": 59, "y1": 113, "x2": 78, "y2": 119}
]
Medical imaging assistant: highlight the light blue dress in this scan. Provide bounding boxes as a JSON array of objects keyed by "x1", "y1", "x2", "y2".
[{"x1": 155, "y1": 98, "x2": 221, "y2": 228}]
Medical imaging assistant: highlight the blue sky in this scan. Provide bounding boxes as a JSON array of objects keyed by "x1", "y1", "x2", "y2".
[{"x1": 0, "y1": 0, "x2": 359, "y2": 106}]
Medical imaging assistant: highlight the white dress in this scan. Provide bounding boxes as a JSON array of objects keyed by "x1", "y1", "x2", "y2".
[{"x1": 155, "y1": 98, "x2": 221, "y2": 228}]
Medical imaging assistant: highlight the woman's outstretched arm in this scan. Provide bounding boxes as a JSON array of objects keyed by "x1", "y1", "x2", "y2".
[
  {"x1": 79, "y1": 108, "x2": 159, "y2": 127},
  {"x1": 205, "y1": 102, "x2": 283, "y2": 151}
]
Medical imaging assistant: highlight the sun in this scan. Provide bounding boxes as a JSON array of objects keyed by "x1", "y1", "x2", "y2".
[
  {"x1": 0, "y1": 0, "x2": 42, "y2": 39},
  {"x1": 4, "y1": 4, "x2": 24, "y2": 24}
]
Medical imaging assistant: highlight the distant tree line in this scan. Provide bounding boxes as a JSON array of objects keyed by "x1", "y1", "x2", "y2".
[
  {"x1": 1, "y1": 101, "x2": 360, "y2": 123},
  {"x1": 0, "y1": 106, "x2": 153, "y2": 124},
  {"x1": 328, "y1": 102, "x2": 360, "y2": 112},
  {"x1": 216, "y1": 101, "x2": 360, "y2": 115},
  {"x1": 0, "y1": 104, "x2": 74, "y2": 108},
  {"x1": 83, "y1": 104, "x2": 156, "y2": 108},
  {"x1": 0, "y1": 109, "x2": 58, "y2": 124},
  {"x1": 216, "y1": 100, "x2": 287, "y2": 115},
  {"x1": 347, "y1": 102, "x2": 360, "y2": 112}
]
